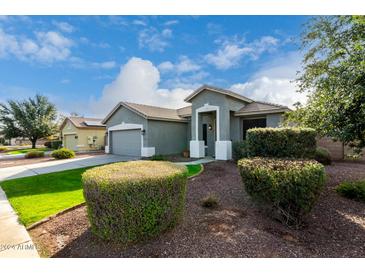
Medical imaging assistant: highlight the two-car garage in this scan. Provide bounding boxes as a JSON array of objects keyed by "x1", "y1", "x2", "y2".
[{"x1": 109, "y1": 129, "x2": 142, "y2": 157}]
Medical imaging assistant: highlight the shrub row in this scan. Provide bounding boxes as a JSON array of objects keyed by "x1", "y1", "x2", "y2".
[
  {"x1": 51, "y1": 148, "x2": 75, "y2": 159},
  {"x1": 25, "y1": 151, "x2": 45, "y2": 158},
  {"x1": 246, "y1": 127, "x2": 317, "y2": 158},
  {"x1": 238, "y1": 157, "x2": 326, "y2": 226},
  {"x1": 315, "y1": 147, "x2": 332, "y2": 165},
  {"x1": 82, "y1": 161, "x2": 188, "y2": 243},
  {"x1": 44, "y1": 140, "x2": 62, "y2": 149},
  {"x1": 336, "y1": 180, "x2": 365, "y2": 202},
  {"x1": 232, "y1": 140, "x2": 248, "y2": 161}
]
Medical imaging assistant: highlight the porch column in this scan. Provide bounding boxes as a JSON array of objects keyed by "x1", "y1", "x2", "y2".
[{"x1": 190, "y1": 108, "x2": 205, "y2": 158}]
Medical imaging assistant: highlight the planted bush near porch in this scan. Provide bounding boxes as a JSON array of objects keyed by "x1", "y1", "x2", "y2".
[
  {"x1": 238, "y1": 158, "x2": 325, "y2": 226},
  {"x1": 82, "y1": 161, "x2": 188, "y2": 243},
  {"x1": 232, "y1": 140, "x2": 248, "y2": 161},
  {"x1": 246, "y1": 127, "x2": 316, "y2": 158}
]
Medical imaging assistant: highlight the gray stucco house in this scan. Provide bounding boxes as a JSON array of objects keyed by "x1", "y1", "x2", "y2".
[{"x1": 102, "y1": 85, "x2": 290, "y2": 160}]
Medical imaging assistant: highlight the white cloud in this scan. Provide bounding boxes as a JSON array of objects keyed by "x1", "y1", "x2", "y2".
[
  {"x1": 158, "y1": 61, "x2": 174, "y2": 72},
  {"x1": 158, "y1": 56, "x2": 201, "y2": 74},
  {"x1": 205, "y1": 44, "x2": 253, "y2": 70},
  {"x1": 93, "y1": 60, "x2": 116, "y2": 69},
  {"x1": 133, "y1": 20, "x2": 147, "y2": 26},
  {"x1": 205, "y1": 35, "x2": 279, "y2": 70},
  {"x1": 0, "y1": 28, "x2": 74, "y2": 63},
  {"x1": 230, "y1": 52, "x2": 307, "y2": 107},
  {"x1": 138, "y1": 27, "x2": 173, "y2": 52},
  {"x1": 206, "y1": 23, "x2": 223, "y2": 35},
  {"x1": 61, "y1": 79, "x2": 70, "y2": 84},
  {"x1": 53, "y1": 21, "x2": 75, "y2": 33},
  {"x1": 90, "y1": 57, "x2": 192, "y2": 116},
  {"x1": 164, "y1": 20, "x2": 179, "y2": 26}
]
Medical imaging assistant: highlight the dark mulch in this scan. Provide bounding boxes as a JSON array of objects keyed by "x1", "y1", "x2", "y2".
[{"x1": 28, "y1": 161, "x2": 365, "y2": 258}]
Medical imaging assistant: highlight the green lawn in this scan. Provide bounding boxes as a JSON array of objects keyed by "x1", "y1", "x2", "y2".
[
  {"x1": 186, "y1": 164, "x2": 202, "y2": 177},
  {"x1": 6, "y1": 147, "x2": 51, "y2": 155},
  {"x1": 1, "y1": 163, "x2": 202, "y2": 227}
]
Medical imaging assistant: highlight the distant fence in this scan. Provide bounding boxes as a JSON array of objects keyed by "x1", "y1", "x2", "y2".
[{"x1": 317, "y1": 137, "x2": 365, "y2": 160}]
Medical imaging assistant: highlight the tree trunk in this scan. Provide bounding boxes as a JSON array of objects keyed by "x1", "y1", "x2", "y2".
[{"x1": 31, "y1": 138, "x2": 37, "y2": 149}]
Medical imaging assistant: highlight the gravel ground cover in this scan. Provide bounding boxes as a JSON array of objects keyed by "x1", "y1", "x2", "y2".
[{"x1": 29, "y1": 160, "x2": 365, "y2": 258}]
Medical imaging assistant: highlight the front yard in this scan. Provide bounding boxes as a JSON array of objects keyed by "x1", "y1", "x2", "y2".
[
  {"x1": 27, "y1": 160, "x2": 365, "y2": 257},
  {"x1": 5, "y1": 147, "x2": 52, "y2": 155},
  {"x1": 1, "y1": 164, "x2": 202, "y2": 227}
]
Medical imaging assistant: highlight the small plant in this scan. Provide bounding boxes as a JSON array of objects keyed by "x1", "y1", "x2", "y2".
[
  {"x1": 0, "y1": 146, "x2": 7, "y2": 152},
  {"x1": 150, "y1": 154, "x2": 165, "y2": 161},
  {"x1": 315, "y1": 147, "x2": 332, "y2": 165},
  {"x1": 51, "y1": 148, "x2": 75, "y2": 159},
  {"x1": 201, "y1": 193, "x2": 219, "y2": 209},
  {"x1": 232, "y1": 140, "x2": 248, "y2": 161},
  {"x1": 238, "y1": 157, "x2": 326, "y2": 226},
  {"x1": 25, "y1": 151, "x2": 45, "y2": 158},
  {"x1": 82, "y1": 161, "x2": 188, "y2": 243},
  {"x1": 336, "y1": 180, "x2": 365, "y2": 202}
]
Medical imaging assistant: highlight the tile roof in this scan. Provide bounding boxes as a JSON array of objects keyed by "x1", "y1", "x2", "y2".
[
  {"x1": 62, "y1": 117, "x2": 106, "y2": 129},
  {"x1": 123, "y1": 102, "x2": 189, "y2": 122},
  {"x1": 235, "y1": 101, "x2": 290, "y2": 116}
]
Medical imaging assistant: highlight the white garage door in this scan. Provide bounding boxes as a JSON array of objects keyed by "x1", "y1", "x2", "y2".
[
  {"x1": 111, "y1": 129, "x2": 141, "y2": 157},
  {"x1": 64, "y1": 134, "x2": 77, "y2": 150}
]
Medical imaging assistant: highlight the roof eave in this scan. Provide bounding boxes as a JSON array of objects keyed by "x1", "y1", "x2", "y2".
[
  {"x1": 234, "y1": 108, "x2": 290, "y2": 117},
  {"x1": 147, "y1": 117, "x2": 189, "y2": 123},
  {"x1": 184, "y1": 85, "x2": 253, "y2": 103}
]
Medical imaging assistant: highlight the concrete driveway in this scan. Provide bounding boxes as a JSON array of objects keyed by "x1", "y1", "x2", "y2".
[{"x1": 0, "y1": 154, "x2": 138, "y2": 181}]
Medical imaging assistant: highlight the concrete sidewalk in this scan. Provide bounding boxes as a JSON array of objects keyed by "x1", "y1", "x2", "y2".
[
  {"x1": 0, "y1": 188, "x2": 39, "y2": 258},
  {"x1": 0, "y1": 154, "x2": 138, "y2": 181}
]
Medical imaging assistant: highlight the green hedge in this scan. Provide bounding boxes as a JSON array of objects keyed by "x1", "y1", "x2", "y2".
[
  {"x1": 315, "y1": 147, "x2": 332, "y2": 165},
  {"x1": 246, "y1": 127, "x2": 316, "y2": 158},
  {"x1": 25, "y1": 151, "x2": 45, "y2": 158},
  {"x1": 45, "y1": 140, "x2": 62, "y2": 149},
  {"x1": 238, "y1": 157, "x2": 325, "y2": 226},
  {"x1": 51, "y1": 148, "x2": 75, "y2": 159},
  {"x1": 82, "y1": 161, "x2": 188, "y2": 243},
  {"x1": 232, "y1": 140, "x2": 248, "y2": 161}
]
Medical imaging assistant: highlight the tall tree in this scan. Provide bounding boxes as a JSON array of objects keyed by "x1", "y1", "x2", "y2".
[
  {"x1": 0, "y1": 95, "x2": 57, "y2": 148},
  {"x1": 287, "y1": 16, "x2": 365, "y2": 152}
]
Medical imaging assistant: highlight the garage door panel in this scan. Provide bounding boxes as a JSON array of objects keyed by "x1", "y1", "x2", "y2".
[
  {"x1": 65, "y1": 134, "x2": 77, "y2": 150},
  {"x1": 111, "y1": 129, "x2": 141, "y2": 156}
]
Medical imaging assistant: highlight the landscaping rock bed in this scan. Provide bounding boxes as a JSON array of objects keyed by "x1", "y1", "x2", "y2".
[{"x1": 29, "y1": 161, "x2": 365, "y2": 257}]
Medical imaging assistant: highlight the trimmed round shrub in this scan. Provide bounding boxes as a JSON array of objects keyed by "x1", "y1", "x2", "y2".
[
  {"x1": 51, "y1": 148, "x2": 75, "y2": 159},
  {"x1": 238, "y1": 157, "x2": 326, "y2": 226},
  {"x1": 25, "y1": 151, "x2": 45, "y2": 158},
  {"x1": 246, "y1": 127, "x2": 317, "y2": 158},
  {"x1": 82, "y1": 161, "x2": 188, "y2": 243},
  {"x1": 232, "y1": 140, "x2": 248, "y2": 161},
  {"x1": 315, "y1": 147, "x2": 332, "y2": 165}
]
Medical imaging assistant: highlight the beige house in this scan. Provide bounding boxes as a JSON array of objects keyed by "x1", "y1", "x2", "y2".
[{"x1": 60, "y1": 117, "x2": 106, "y2": 151}]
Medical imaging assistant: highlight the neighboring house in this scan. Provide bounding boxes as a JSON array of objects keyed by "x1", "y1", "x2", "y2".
[
  {"x1": 102, "y1": 85, "x2": 290, "y2": 160},
  {"x1": 60, "y1": 117, "x2": 106, "y2": 151}
]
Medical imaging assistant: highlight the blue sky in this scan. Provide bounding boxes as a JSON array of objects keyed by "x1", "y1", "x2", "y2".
[{"x1": 0, "y1": 16, "x2": 309, "y2": 117}]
